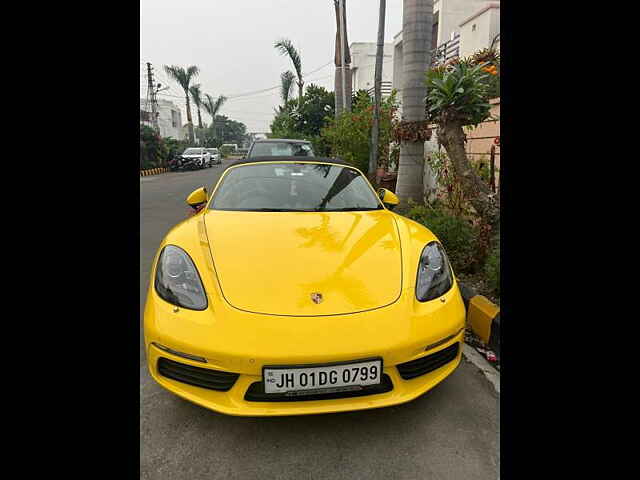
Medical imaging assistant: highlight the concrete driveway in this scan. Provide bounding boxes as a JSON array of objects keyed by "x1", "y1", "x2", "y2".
[{"x1": 140, "y1": 161, "x2": 499, "y2": 479}]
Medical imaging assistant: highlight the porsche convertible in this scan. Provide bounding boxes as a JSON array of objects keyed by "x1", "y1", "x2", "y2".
[{"x1": 143, "y1": 156, "x2": 466, "y2": 416}]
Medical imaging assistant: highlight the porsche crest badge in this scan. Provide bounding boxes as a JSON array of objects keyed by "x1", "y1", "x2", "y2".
[{"x1": 310, "y1": 293, "x2": 323, "y2": 304}]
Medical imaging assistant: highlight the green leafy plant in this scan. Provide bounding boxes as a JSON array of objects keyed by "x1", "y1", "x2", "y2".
[
  {"x1": 484, "y1": 237, "x2": 500, "y2": 296},
  {"x1": 140, "y1": 125, "x2": 168, "y2": 170},
  {"x1": 405, "y1": 204, "x2": 478, "y2": 273},
  {"x1": 426, "y1": 60, "x2": 494, "y2": 127},
  {"x1": 321, "y1": 90, "x2": 398, "y2": 175},
  {"x1": 270, "y1": 84, "x2": 335, "y2": 156},
  {"x1": 426, "y1": 150, "x2": 473, "y2": 218},
  {"x1": 424, "y1": 49, "x2": 500, "y2": 231}
]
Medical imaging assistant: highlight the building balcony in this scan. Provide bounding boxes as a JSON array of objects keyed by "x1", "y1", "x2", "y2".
[{"x1": 430, "y1": 32, "x2": 460, "y2": 67}]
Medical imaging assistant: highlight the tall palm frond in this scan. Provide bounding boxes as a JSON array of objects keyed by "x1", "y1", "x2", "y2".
[
  {"x1": 274, "y1": 38, "x2": 304, "y2": 107},
  {"x1": 203, "y1": 94, "x2": 227, "y2": 119},
  {"x1": 163, "y1": 65, "x2": 200, "y2": 143},
  {"x1": 163, "y1": 65, "x2": 200, "y2": 93},
  {"x1": 203, "y1": 94, "x2": 228, "y2": 139},
  {"x1": 280, "y1": 71, "x2": 295, "y2": 106}
]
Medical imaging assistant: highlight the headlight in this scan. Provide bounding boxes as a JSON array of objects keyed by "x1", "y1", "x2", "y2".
[
  {"x1": 415, "y1": 241, "x2": 453, "y2": 302},
  {"x1": 154, "y1": 245, "x2": 207, "y2": 310}
]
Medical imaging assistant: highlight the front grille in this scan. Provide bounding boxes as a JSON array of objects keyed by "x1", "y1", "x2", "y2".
[
  {"x1": 396, "y1": 342, "x2": 460, "y2": 380},
  {"x1": 244, "y1": 374, "x2": 393, "y2": 402},
  {"x1": 157, "y1": 357, "x2": 239, "y2": 392}
]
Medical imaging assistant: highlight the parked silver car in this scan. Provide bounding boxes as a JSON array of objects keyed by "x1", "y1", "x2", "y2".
[{"x1": 206, "y1": 148, "x2": 222, "y2": 165}]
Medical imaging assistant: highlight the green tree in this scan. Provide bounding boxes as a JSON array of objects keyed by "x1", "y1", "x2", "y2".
[
  {"x1": 322, "y1": 91, "x2": 398, "y2": 175},
  {"x1": 163, "y1": 65, "x2": 200, "y2": 143},
  {"x1": 425, "y1": 51, "x2": 500, "y2": 229},
  {"x1": 280, "y1": 71, "x2": 295, "y2": 107},
  {"x1": 208, "y1": 115, "x2": 247, "y2": 146},
  {"x1": 270, "y1": 84, "x2": 335, "y2": 155},
  {"x1": 203, "y1": 94, "x2": 228, "y2": 141},
  {"x1": 140, "y1": 125, "x2": 169, "y2": 169}
]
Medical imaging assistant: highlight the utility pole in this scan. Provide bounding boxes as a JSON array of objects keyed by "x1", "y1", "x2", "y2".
[
  {"x1": 369, "y1": 0, "x2": 386, "y2": 179},
  {"x1": 146, "y1": 62, "x2": 160, "y2": 134},
  {"x1": 339, "y1": 0, "x2": 347, "y2": 114}
]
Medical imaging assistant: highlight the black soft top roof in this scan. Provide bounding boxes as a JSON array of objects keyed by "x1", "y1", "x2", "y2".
[{"x1": 225, "y1": 156, "x2": 351, "y2": 170}]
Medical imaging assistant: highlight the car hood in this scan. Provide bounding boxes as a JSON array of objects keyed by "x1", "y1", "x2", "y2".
[{"x1": 203, "y1": 210, "x2": 402, "y2": 316}]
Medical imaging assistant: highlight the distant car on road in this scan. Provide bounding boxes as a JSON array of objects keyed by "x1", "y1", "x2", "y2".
[
  {"x1": 181, "y1": 148, "x2": 211, "y2": 169},
  {"x1": 206, "y1": 148, "x2": 222, "y2": 165},
  {"x1": 246, "y1": 139, "x2": 315, "y2": 158}
]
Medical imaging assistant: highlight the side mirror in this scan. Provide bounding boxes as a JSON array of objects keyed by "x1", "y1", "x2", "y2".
[
  {"x1": 377, "y1": 188, "x2": 399, "y2": 210},
  {"x1": 186, "y1": 187, "x2": 208, "y2": 210}
]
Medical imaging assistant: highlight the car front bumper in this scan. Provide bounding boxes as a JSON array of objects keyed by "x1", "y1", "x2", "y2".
[{"x1": 145, "y1": 331, "x2": 464, "y2": 417}]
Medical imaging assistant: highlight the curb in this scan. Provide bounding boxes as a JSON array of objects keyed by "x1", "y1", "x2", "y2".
[
  {"x1": 140, "y1": 167, "x2": 169, "y2": 177},
  {"x1": 462, "y1": 345, "x2": 500, "y2": 394},
  {"x1": 458, "y1": 280, "x2": 501, "y2": 393}
]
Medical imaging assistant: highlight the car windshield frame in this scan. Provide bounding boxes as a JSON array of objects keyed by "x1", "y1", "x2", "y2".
[
  {"x1": 248, "y1": 142, "x2": 314, "y2": 158},
  {"x1": 208, "y1": 161, "x2": 384, "y2": 213}
]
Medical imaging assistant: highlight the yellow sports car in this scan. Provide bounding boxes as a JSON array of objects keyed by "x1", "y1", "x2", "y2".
[{"x1": 143, "y1": 157, "x2": 466, "y2": 416}]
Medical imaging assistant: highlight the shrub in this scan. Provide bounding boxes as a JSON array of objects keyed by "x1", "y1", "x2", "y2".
[
  {"x1": 406, "y1": 204, "x2": 477, "y2": 273},
  {"x1": 140, "y1": 125, "x2": 169, "y2": 170},
  {"x1": 321, "y1": 90, "x2": 398, "y2": 175},
  {"x1": 484, "y1": 237, "x2": 500, "y2": 296}
]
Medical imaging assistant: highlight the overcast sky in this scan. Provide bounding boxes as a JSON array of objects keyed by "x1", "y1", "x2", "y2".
[{"x1": 141, "y1": 0, "x2": 403, "y2": 133}]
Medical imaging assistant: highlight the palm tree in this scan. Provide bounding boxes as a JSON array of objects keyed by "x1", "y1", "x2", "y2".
[
  {"x1": 395, "y1": 0, "x2": 433, "y2": 204},
  {"x1": 163, "y1": 65, "x2": 199, "y2": 143},
  {"x1": 280, "y1": 70, "x2": 295, "y2": 108},
  {"x1": 189, "y1": 84, "x2": 204, "y2": 129},
  {"x1": 274, "y1": 38, "x2": 304, "y2": 108},
  {"x1": 203, "y1": 93, "x2": 228, "y2": 140},
  {"x1": 333, "y1": 0, "x2": 352, "y2": 116}
]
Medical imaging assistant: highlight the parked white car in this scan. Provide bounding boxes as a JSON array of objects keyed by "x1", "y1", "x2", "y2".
[
  {"x1": 181, "y1": 148, "x2": 212, "y2": 169},
  {"x1": 206, "y1": 148, "x2": 222, "y2": 165}
]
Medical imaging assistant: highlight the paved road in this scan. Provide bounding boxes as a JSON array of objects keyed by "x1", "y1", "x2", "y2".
[{"x1": 140, "y1": 162, "x2": 499, "y2": 480}]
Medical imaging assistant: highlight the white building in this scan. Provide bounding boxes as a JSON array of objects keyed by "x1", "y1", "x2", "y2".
[
  {"x1": 349, "y1": 42, "x2": 394, "y2": 98},
  {"x1": 139, "y1": 98, "x2": 185, "y2": 140},
  {"x1": 458, "y1": 2, "x2": 500, "y2": 57},
  {"x1": 392, "y1": 0, "x2": 499, "y2": 102}
]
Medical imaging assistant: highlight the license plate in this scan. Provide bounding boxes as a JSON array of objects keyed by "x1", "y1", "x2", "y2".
[{"x1": 263, "y1": 359, "x2": 382, "y2": 395}]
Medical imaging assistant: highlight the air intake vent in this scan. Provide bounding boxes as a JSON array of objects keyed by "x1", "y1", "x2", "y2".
[
  {"x1": 157, "y1": 357, "x2": 239, "y2": 392},
  {"x1": 396, "y1": 343, "x2": 459, "y2": 380}
]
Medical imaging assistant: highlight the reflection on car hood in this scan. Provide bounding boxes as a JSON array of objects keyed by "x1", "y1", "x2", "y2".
[{"x1": 203, "y1": 210, "x2": 402, "y2": 316}]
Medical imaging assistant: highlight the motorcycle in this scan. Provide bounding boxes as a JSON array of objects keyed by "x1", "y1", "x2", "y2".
[{"x1": 168, "y1": 155, "x2": 200, "y2": 171}]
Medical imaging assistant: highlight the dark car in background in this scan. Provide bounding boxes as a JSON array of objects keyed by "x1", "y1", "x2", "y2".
[{"x1": 247, "y1": 139, "x2": 315, "y2": 158}]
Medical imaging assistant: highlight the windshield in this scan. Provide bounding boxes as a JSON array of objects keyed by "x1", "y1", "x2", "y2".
[
  {"x1": 207, "y1": 149, "x2": 218, "y2": 154},
  {"x1": 210, "y1": 163, "x2": 382, "y2": 212},
  {"x1": 183, "y1": 148, "x2": 203, "y2": 155},
  {"x1": 248, "y1": 142, "x2": 314, "y2": 157}
]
